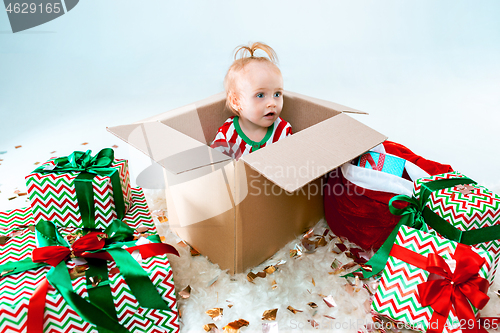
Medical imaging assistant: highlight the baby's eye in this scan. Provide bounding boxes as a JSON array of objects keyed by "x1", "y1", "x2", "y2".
[
  {"x1": 256, "y1": 93, "x2": 264, "y2": 98},
  {"x1": 274, "y1": 92, "x2": 282, "y2": 97}
]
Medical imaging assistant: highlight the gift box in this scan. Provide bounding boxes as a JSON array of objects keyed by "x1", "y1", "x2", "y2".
[
  {"x1": 357, "y1": 151, "x2": 406, "y2": 177},
  {"x1": 413, "y1": 171, "x2": 500, "y2": 281},
  {"x1": 0, "y1": 233, "x2": 179, "y2": 333},
  {"x1": 0, "y1": 188, "x2": 179, "y2": 333},
  {"x1": 372, "y1": 225, "x2": 493, "y2": 333},
  {"x1": 25, "y1": 148, "x2": 132, "y2": 229}
]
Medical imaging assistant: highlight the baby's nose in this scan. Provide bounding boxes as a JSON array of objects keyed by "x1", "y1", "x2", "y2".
[{"x1": 267, "y1": 98, "x2": 276, "y2": 107}]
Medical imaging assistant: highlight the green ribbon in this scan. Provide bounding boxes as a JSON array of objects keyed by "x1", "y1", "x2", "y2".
[
  {"x1": 36, "y1": 220, "x2": 70, "y2": 248},
  {"x1": 346, "y1": 175, "x2": 500, "y2": 279},
  {"x1": 48, "y1": 262, "x2": 128, "y2": 333},
  {"x1": 85, "y1": 258, "x2": 117, "y2": 322},
  {"x1": 36, "y1": 220, "x2": 172, "y2": 310},
  {"x1": 104, "y1": 218, "x2": 135, "y2": 243},
  {"x1": 34, "y1": 148, "x2": 126, "y2": 228},
  {"x1": 106, "y1": 248, "x2": 172, "y2": 310},
  {"x1": 0, "y1": 258, "x2": 46, "y2": 277},
  {"x1": 0, "y1": 219, "x2": 175, "y2": 332}
]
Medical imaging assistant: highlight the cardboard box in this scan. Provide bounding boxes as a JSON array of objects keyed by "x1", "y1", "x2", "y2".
[{"x1": 107, "y1": 91, "x2": 387, "y2": 274}]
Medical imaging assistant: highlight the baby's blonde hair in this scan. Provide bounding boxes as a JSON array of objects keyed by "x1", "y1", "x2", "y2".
[{"x1": 224, "y1": 42, "x2": 282, "y2": 115}]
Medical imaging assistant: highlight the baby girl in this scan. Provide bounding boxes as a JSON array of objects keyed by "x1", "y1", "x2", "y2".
[{"x1": 210, "y1": 42, "x2": 292, "y2": 160}]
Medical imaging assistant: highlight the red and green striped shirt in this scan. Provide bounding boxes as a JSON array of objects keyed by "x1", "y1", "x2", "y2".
[{"x1": 210, "y1": 116, "x2": 292, "y2": 160}]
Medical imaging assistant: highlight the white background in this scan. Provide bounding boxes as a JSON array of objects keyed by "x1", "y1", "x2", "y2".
[{"x1": 1, "y1": 0, "x2": 499, "y2": 210}]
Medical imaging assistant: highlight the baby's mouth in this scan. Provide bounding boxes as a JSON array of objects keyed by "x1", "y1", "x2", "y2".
[{"x1": 264, "y1": 111, "x2": 275, "y2": 117}]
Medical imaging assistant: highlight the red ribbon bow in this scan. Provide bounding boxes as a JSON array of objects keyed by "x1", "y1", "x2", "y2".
[
  {"x1": 32, "y1": 231, "x2": 107, "y2": 267},
  {"x1": 417, "y1": 243, "x2": 490, "y2": 333}
]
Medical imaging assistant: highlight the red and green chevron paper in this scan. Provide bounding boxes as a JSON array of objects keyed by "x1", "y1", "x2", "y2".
[
  {"x1": 0, "y1": 188, "x2": 179, "y2": 333},
  {"x1": 1, "y1": 187, "x2": 154, "y2": 243},
  {"x1": 0, "y1": 250, "x2": 179, "y2": 332},
  {"x1": 413, "y1": 171, "x2": 500, "y2": 282},
  {"x1": 372, "y1": 225, "x2": 493, "y2": 333},
  {"x1": 25, "y1": 158, "x2": 132, "y2": 229},
  {"x1": 0, "y1": 207, "x2": 34, "y2": 235},
  {"x1": 0, "y1": 207, "x2": 36, "y2": 266},
  {"x1": 122, "y1": 187, "x2": 155, "y2": 232}
]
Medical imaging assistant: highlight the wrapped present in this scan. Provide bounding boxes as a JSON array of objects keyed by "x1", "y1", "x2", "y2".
[
  {"x1": 412, "y1": 172, "x2": 500, "y2": 281},
  {"x1": 357, "y1": 151, "x2": 406, "y2": 177},
  {"x1": 0, "y1": 187, "x2": 179, "y2": 333},
  {"x1": 352, "y1": 172, "x2": 500, "y2": 283},
  {"x1": 372, "y1": 225, "x2": 493, "y2": 333},
  {"x1": 0, "y1": 221, "x2": 179, "y2": 333},
  {"x1": 26, "y1": 148, "x2": 132, "y2": 229}
]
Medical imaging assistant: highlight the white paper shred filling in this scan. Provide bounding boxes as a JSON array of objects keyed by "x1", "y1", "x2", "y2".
[{"x1": 262, "y1": 322, "x2": 279, "y2": 333}]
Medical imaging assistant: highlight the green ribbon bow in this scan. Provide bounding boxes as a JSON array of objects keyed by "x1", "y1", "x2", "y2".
[
  {"x1": 346, "y1": 175, "x2": 500, "y2": 279},
  {"x1": 34, "y1": 148, "x2": 126, "y2": 228},
  {"x1": 0, "y1": 220, "x2": 178, "y2": 333}
]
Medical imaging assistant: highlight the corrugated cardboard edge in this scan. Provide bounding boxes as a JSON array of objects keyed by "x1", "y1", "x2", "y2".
[
  {"x1": 106, "y1": 121, "x2": 232, "y2": 175},
  {"x1": 283, "y1": 91, "x2": 368, "y2": 114}
]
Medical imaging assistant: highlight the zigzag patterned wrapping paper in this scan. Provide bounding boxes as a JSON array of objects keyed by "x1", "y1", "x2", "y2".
[
  {"x1": 0, "y1": 188, "x2": 179, "y2": 333},
  {"x1": 372, "y1": 225, "x2": 493, "y2": 333},
  {"x1": 413, "y1": 171, "x2": 500, "y2": 282},
  {"x1": 25, "y1": 158, "x2": 132, "y2": 229}
]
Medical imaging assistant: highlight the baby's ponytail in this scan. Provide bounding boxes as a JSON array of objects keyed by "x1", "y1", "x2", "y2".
[{"x1": 233, "y1": 42, "x2": 279, "y2": 64}]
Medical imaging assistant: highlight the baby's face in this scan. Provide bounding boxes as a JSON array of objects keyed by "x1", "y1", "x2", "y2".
[{"x1": 234, "y1": 62, "x2": 283, "y2": 129}]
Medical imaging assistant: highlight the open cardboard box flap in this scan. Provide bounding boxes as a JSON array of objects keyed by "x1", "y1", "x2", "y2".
[
  {"x1": 282, "y1": 90, "x2": 368, "y2": 115},
  {"x1": 107, "y1": 120, "x2": 231, "y2": 175},
  {"x1": 241, "y1": 112, "x2": 386, "y2": 192}
]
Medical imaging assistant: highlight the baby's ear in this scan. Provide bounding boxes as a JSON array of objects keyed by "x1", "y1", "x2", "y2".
[{"x1": 228, "y1": 92, "x2": 240, "y2": 111}]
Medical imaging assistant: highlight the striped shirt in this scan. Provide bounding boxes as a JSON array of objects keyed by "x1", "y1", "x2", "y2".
[{"x1": 210, "y1": 116, "x2": 292, "y2": 160}]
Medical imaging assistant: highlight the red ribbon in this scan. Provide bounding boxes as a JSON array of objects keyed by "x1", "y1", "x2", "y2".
[
  {"x1": 390, "y1": 243, "x2": 490, "y2": 333},
  {"x1": 32, "y1": 232, "x2": 107, "y2": 267},
  {"x1": 360, "y1": 152, "x2": 386, "y2": 171}
]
